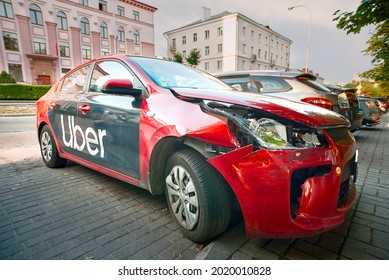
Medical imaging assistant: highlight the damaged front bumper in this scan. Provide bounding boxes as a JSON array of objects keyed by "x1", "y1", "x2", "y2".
[{"x1": 207, "y1": 133, "x2": 357, "y2": 238}]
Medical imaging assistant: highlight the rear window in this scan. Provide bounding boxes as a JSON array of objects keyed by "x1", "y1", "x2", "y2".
[
  {"x1": 298, "y1": 77, "x2": 331, "y2": 92},
  {"x1": 251, "y1": 76, "x2": 292, "y2": 93},
  {"x1": 219, "y1": 75, "x2": 292, "y2": 93}
]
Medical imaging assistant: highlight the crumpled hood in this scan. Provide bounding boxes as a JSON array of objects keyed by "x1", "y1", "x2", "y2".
[{"x1": 172, "y1": 88, "x2": 350, "y2": 127}]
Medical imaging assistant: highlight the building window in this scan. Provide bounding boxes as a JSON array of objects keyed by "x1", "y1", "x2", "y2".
[
  {"x1": 57, "y1": 11, "x2": 68, "y2": 30},
  {"x1": 217, "y1": 27, "x2": 223, "y2": 37},
  {"x1": 82, "y1": 45, "x2": 91, "y2": 60},
  {"x1": 100, "y1": 22, "x2": 108, "y2": 38},
  {"x1": 251, "y1": 30, "x2": 254, "y2": 40},
  {"x1": 101, "y1": 48, "x2": 109, "y2": 56},
  {"x1": 258, "y1": 49, "x2": 261, "y2": 58},
  {"x1": 217, "y1": 44, "x2": 222, "y2": 53},
  {"x1": 79, "y1": 0, "x2": 88, "y2": 6},
  {"x1": 205, "y1": 30, "x2": 210, "y2": 39},
  {"x1": 117, "y1": 5, "x2": 125, "y2": 16},
  {"x1": 217, "y1": 60, "x2": 222, "y2": 70},
  {"x1": 205, "y1": 46, "x2": 209, "y2": 56},
  {"x1": 242, "y1": 60, "x2": 246, "y2": 70},
  {"x1": 29, "y1": 4, "x2": 43, "y2": 25},
  {"x1": 0, "y1": 0, "x2": 14, "y2": 19},
  {"x1": 61, "y1": 68, "x2": 71, "y2": 74},
  {"x1": 33, "y1": 38, "x2": 46, "y2": 54},
  {"x1": 133, "y1": 10, "x2": 139, "y2": 21},
  {"x1": 172, "y1": 38, "x2": 176, "y2": 49},
  {"x1": 59, "y1": 42, "x2": 70, "y2": 57},
  {"x1": 183, "y1": 50, "x2": 186, "y2": 58},
  {"x1": 8, "y1": 64, "x2": 23, "y2": 82},
  {"x1": 80, "y1": 17, "x2": 90, "y2": 35},
  {"x1": 133, "y1": 30, "x2": 140, "y2": 44},
  {"x1": 117, "y1": 26, "x2": 125, "y2": 42},
  {"x1": 99, "y1": 0, "x2": 107, "y2": 12},
  {"x1": 182, "y1": 36, "x2": 186, "y2": 45},
  {"x1": 193, "y1": 33, "x2": 197, "y2": 42},
  {"x1": 243, "y1": 27, "x2": 246, "y2": 36},
  {"x1": 204, "y1": 62, "x2": 209, "y2": 71},
  {"x1": 242, "y1": 44, "x2": 246, "y2": 54},
  {"x1": 2, "y1": 31, "x2": 18, "y2": 51},
  {"x1": 265, "y1": 51, "x2": 267, "y2": 60},
  {"x1": 258, "y1": 33, "x2": 261, "y2": 42}
]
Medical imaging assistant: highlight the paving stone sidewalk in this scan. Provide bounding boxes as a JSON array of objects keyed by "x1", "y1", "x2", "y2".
[{"x1": 0, "y1": 113, "x2": 388, "y2": 260}]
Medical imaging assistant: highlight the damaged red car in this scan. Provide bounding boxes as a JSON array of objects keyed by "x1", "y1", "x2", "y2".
[{"x1": 36, "y1": 55, "x2": 357, "y2": 242}]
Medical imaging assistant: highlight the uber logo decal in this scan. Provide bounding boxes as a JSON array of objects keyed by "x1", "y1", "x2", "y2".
[{"x1": 60, "y1": 115, "x2": 106, "y2": 158}]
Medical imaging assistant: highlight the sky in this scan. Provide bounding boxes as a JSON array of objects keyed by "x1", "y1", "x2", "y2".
[{"x1": 140, "y1": 0, "x2": 374, "y2": 84}]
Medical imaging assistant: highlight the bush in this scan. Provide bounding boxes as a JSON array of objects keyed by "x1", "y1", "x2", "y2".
[
  {"x1": 0, "y1": 71, "x2": 16, "y2": 83},
  {"x1": 0, "y1": 84, "x2": 51, "y2": 100}
]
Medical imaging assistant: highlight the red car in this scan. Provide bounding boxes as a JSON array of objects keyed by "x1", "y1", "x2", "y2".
[{"x1": 36, "y1": 55, "x2": 357, "y2": 242}]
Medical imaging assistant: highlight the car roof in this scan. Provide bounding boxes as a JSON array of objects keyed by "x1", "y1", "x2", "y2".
[{"x1": 215, "y1": 70, "x2": 317, "y2": 80}]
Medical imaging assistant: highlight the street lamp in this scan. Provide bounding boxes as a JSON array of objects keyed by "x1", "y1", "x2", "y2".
[{"x1": 288, "y1": 5, "x2": 312, "y2": 73}]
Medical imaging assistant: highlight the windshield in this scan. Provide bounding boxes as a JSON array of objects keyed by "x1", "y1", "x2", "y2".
[{"x1": 130, "y1": 56, "x2": 232, "y2": 91}]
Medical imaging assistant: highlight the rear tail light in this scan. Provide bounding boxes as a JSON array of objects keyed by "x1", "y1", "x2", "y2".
[{"x1": 301, "y1": 97, "x2": 333, "y2": 110}]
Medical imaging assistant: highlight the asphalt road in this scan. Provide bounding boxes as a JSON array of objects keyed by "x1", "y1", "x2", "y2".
[{"x1": 0, "y1": 116, "x2": 35, "y2": 133}]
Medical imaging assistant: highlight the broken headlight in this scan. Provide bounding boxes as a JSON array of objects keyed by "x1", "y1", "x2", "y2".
[{"x1": 244, "y1": 118, "x2": 325, "y2": 150}]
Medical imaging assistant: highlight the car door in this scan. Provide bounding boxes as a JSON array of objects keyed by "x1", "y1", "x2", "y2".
[
  {"x1": 49, "y1": 64, "x2": 91, "y2": 156},
  {"x1": 75, "y1": 59, "x2": 144, "y2": 179}
]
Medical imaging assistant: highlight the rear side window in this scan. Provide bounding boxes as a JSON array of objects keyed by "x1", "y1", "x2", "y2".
[
  {"x1": 60, "y1": 64, "x2": 91, "y2": 94},
  {"x1": 251, "y1": 76, "x2": 292, "y2": 93},
  {"x1": 298, "y1": 78, "x2": 331, "y2": 92}
]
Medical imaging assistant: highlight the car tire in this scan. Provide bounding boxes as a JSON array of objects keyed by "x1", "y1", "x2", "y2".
[
  {"x1": 40, "y1": 125, "x2": 66, "y2": 168},
  {"x1": 165, "y1": 149, "x2": 231, "y2": 243}
]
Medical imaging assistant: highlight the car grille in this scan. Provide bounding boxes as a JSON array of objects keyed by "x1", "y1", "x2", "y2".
[{"x1": 322, "y1": 126, "x2": 349, "y2": 141}]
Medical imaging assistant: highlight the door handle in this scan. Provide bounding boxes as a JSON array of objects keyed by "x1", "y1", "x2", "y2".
[{"x1": 78, "y1": 104, "x2": 91, "y2": 114}]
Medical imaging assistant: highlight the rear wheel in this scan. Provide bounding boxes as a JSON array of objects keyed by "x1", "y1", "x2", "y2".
[
  {"x1": 40, "y1": 125, "x2": 66, "y2": 168},
  {"x1": 165, "y1": 149, "x2": 231, "y2": 243}
]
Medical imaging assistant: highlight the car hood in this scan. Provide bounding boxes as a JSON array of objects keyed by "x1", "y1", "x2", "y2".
[{"x1": 172, "y1": 88, "x2": 350, "y2": 127}]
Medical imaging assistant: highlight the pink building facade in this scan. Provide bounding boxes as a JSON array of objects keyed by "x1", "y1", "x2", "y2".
[{"x1": 0, "y1": 0, "x2": 157, "y2": 85}]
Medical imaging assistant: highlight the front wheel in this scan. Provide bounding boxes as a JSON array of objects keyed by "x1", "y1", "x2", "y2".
[
  {"x1": 40, "y1": 125, "x2": 67, "y2": 168},
  {"x1": 165, "y1": 149, "x2": 231, "y2": 243}
]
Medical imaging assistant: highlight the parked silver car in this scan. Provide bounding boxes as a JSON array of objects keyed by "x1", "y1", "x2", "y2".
[{"x1": 216, "y1": 70, "x2": 348, "y2": 121}]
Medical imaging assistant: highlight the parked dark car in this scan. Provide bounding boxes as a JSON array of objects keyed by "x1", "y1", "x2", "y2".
[
  {"x1": 324, "y1": 85, "x2": 363, "y2": 132},
  {"x1": 358, "y1": 97, "x2": 382, "y2": 126},
  {"x1": 216, "y1": 71, "x2": 351, "y2": 125},
  {"x1": 36, "y1": 55, "x2": 357, "y2": 242}
]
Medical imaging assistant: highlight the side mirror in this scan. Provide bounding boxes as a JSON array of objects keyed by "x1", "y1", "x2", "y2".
[{"x1": 101, "y1": 79, "x2": 142, "y2": 97}]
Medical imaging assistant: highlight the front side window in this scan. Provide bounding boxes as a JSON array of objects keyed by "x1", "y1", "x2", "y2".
[
  {"x1": 2, "y1": 31, "x2": 18, "y2": 51},
  {"x1": 80, "y1": 17, "x2": 90, "y2": 35},
  {"x1": 89, "y1": 60, "x2": 144, "y2": 93},
  {"x1": 57, "y1": 11, "x2": 68, "y2": 30},
  {"x1": 99, "y1": 0, "x2": 107, "y2": 12},
  {"x1": 0, "y1": 0, "x2": 14, "y2": 19},
  {"x1": 117, "y1": 26, "x2": 125, "y2": 42},
  {"x1": 60, "y1": 64, "x2": 91, "y2": 94},
  {"x1": 33, "y1": 37, "x2": 46, "y2": 54},
  {"x1": 100, "y1": 22, "x2": 108, "y2": 38},
  {"x1": 29, "y1": 4, "x2": 43, "y2": 25}
]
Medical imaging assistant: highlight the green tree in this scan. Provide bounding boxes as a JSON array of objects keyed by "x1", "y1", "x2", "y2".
[
  {"x1": 0, "y1": 71, "x2": 16, "y2": 83},
  {"x1": 333, "y1": 0, "x2": 389, "y2": 82},
  {"x1": 186, "y1": 49, "x2": 201, "y2": 67},
  {"x1": 172, "y1": 52, "x2": 183, "y2": 63}
]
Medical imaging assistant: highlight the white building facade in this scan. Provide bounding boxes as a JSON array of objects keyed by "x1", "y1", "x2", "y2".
[
  {"x1": 0, "y1": 0, "x2": 157, "y2": 84},
  {"x1": 164, "y1": 10, "x2": 292, "y2": 74}
]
